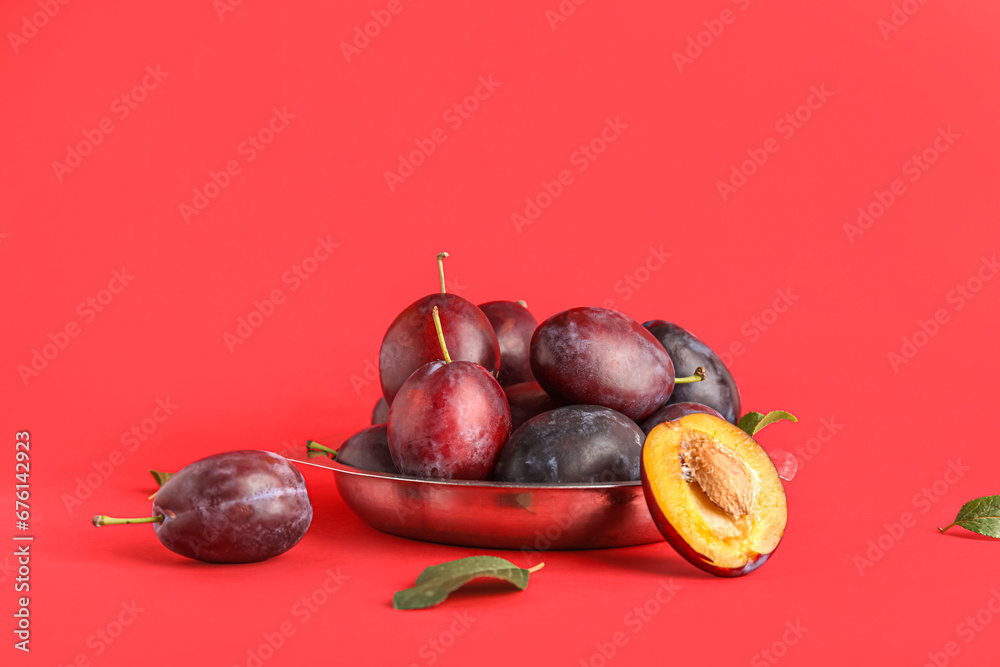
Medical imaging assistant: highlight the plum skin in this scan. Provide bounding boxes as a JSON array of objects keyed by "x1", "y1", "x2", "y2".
[
  {"x1": 336, "y1": 424, "x2": 398, "y2": 474},
  {"x1": 371, "y1": 397, "x2": 390, "y2": 425},
  {"x1": 504, "y1": 381, "x2": 562, "y2": 432},
  {"x1": 493, "y1": 405, "x2": 644, "y2": 483},
  {"x1": 388, "y1": 360, "x2": 511, "y2": 480},
  {"x1": 152, "y1": 450, "x2": 313, "y2": 564},
  {"x1": 531, "y1": 307, "x2": 675, "y2": 421},
  {"x1": 479, "y1": 300, "x2": 538, "y2": 387},
  {"x1": 643, "y1": 320, "x2": 741, "y2": 423},
  {"x1": 639, "y1": 402, "x2": 723, "y2": 436}
]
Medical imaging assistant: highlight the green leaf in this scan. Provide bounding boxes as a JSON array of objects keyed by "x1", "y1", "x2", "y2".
[
  {"x1": 393, "y1": 556, "x2": 543, "y2": 610},
  {"x1": 738, "y1": 410, "x2": 798, "y2": 436},
  {"x1": 940, "y1": 496, "x2": 1000, "y2": 538},
  {"x1": 149, "y1": 469, "x2": 174, "y2": 488}
]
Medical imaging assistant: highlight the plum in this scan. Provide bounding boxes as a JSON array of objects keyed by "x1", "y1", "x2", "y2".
[
  {"x1": 387, "y1": 307, "x2": 511, "y2": 479},
  {"x1": 493, "y1": 405, "x2": 644, "y2": 483},
  {"x1": 379, "y1": 254, "x2": 500, "y2": 404},
  {"x1": 644, "y1": 320, "x2": 740, "y2": 423},
  {"x1": 479, "y1": 300, "x2": 537, "y2": 387},
  {"x1": 504, "y1": 381, "x2": 562, "y2": 431},
  {"x1": 309, "y1": 424, "x2": 398, "y2": 474},
  {"x1": 531, "y1": 307, "x2": 675, "y2": 421},
  {"x1": 641, "y1": 414, "x2": 787, "y2": 577},
  {"x1": 639, "y1": 401, "x2": 723, "y2": 436},
  {"x1": 93, "y1": 450, "x2": 313, "y2": 563}
]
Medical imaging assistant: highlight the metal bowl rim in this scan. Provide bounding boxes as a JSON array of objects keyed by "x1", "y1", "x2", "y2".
[{"x1": 299, "y1": 457, "x2": 643, "y2": 490}]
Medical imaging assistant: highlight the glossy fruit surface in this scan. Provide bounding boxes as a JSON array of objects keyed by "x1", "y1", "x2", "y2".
[
  {"x1": 371, "y1": 397, "x2": 390, "y2": 425},
  {"x1": 643, "y1": 320, "x2": 741, "y2": 423},
  {"x1": 335, "y1": 424, "x2": 398, "y2": 474},
  {"x1": 152, "y1": 450, "x2": 313, "y2": 563},
  {"x1": 493, "y1": 405, "x2": 644, "y2": 483},
  {"x1": 387, "y1": 360, "x2": 511, "y2": 479},
  {"x1": 641, "y1": 413, "x2": 786, "y2": 577},
  {"x1": 379, "y1": 293, "x2": 500, "y2": 404},
  {"x1": 504, "y1": 381, "x2": 562, "y2": 432},
  {"x1": 479, "y1": 300, "x2": 538, "y2": 387},
  {"x1": 531, "y1": 307, "x2": 674, "y2": 421},
  {"x1": 639, "y1": 401, "x2": 723, "y2": 436}
]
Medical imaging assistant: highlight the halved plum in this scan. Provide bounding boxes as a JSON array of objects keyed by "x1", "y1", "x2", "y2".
[{"x1": 641, "y1": 413, "x2": 786, "y2": 577}]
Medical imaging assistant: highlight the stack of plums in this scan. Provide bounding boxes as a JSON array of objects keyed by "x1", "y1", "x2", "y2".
[{"x1": 331, "y1": 253, "x2": 741, "y2": 485}]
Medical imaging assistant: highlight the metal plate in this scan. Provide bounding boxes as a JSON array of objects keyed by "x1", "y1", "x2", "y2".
[{"x1": 293, "y1": 455, "x2": 664, "y2": 550}]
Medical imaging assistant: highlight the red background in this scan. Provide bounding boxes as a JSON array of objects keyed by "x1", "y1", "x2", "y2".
[{"x1": 3, "y1": 1, "x2": 1000, "y2": 665}]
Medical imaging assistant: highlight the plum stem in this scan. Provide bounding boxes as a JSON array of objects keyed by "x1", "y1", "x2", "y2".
[
  {"x1": 92, "y1": 515, "x2": 164, "y2": 528},
  {"x1": 306, "y1": 440, "x2": 337, "y2": 459},
  {"x1": 674, "y1": 366, "x2": 707, "y2": 384},
  {"x1": 517, "y1": 300, "x2": 528, "y2": 308},
  {"x1": 432, "y1": 306, "x2": 452, "y2": 363},
  {"x1": 527, "y1": 563, "x2": 545, "y2": 573},
  {"x1": 437, "y1": 252, "x2": 450, "y2": 294},
  {"x1": 938, "y1": 523, "x2": 957, "y2": 533}
]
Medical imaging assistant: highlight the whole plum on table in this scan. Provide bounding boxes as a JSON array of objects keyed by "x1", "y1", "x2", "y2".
[
  {"x1": 492, "y1": 405, "x2": 644, "y2": 483},
  {"x1": 93, "y1": 450, "x2": 313, "y2": 563}
]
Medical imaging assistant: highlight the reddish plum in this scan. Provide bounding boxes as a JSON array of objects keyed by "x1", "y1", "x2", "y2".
[{"x1": 479, "y1": 300, "x2": 537, "y2": 387}]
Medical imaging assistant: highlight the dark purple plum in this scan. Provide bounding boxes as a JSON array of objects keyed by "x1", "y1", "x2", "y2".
[
  {"x1": 371, "y1": 397, "x2": 390, "y2": 425},
  {"x1": 639, "y1": 401, "x2": 723, "y2": 436},
  {"x1": 478, "y1": 300, "x2": 538, "y2": 387},
  {"x1": 93, "y1": 450, "x2": 312, "y2": 564},
  {"x1": 643, "y1": 320, "x2": 741, "y2": 423},
  {"x1": 530, "y1": 307, "x2": 675, "y2": 421},
  {"x1": 312, "y1": 424, "x2": 398, "y2": 474},
  {"x1": 493, "y1": 405, "x2": 644, "y2": 483},
  {"x1": 379, "y1": 255, "x2": 500, "y2": 404},
  {"x1": 504, "y1": 381, "x2": 562, "y2": 431}
]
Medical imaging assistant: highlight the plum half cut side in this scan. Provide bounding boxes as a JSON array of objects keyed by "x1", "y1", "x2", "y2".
[{"x1": 640, "y1": 413, "x2": 787, "y2": 577}]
